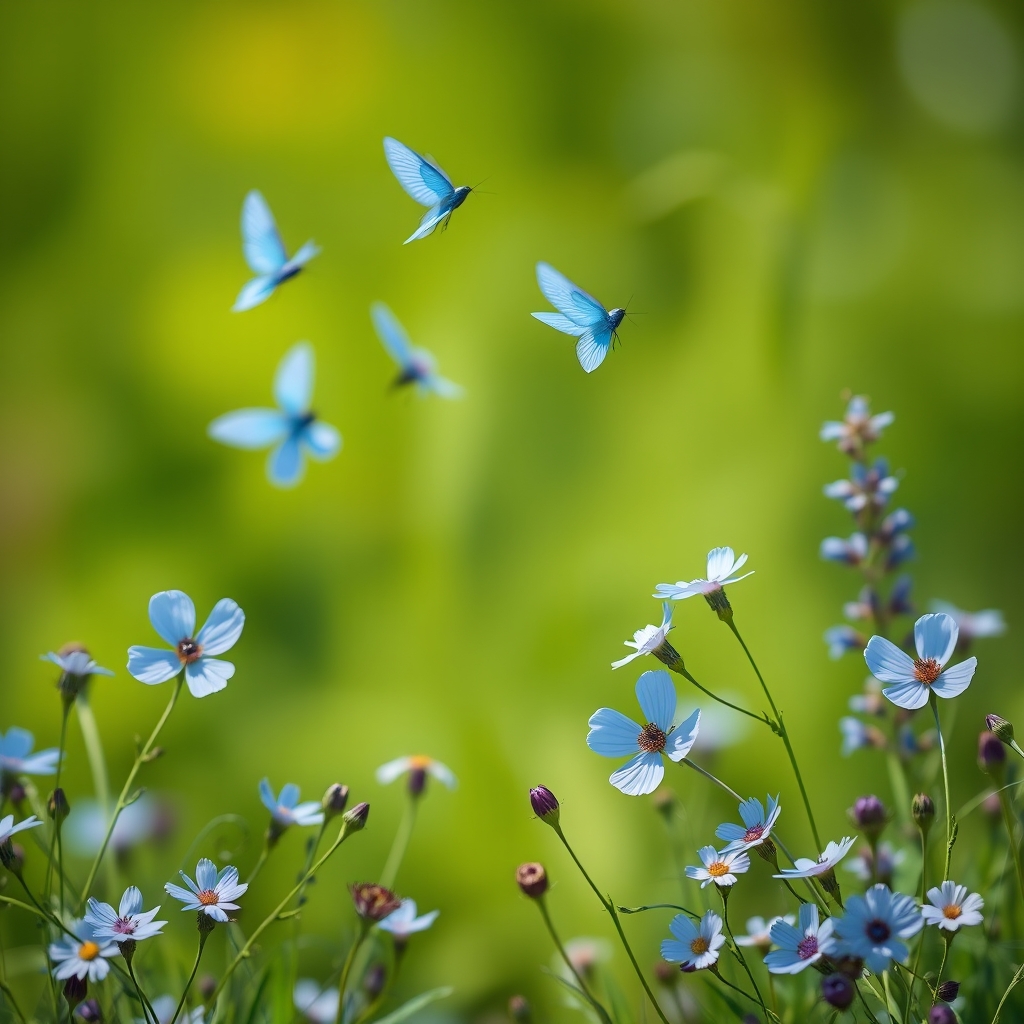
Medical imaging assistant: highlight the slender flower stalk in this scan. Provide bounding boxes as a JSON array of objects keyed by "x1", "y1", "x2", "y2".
[
  {"x1": 170, "y1": 928, "x2": 210, "y2": 1024},
  {"x1": 929, "y1": 695, "x2": 954, "y2": 881},
  {"x1": 380, "y1": 795, "x2": 418, "y2": 889},
  {"x1": 718, "y1": 889, "x2": 769, "y2": 1021},
  {"x1": 997, "y1": 786, "x2": 1024, "y2": 912},
  {"x1": 332, "y1": 920, "x2": 370, "y2": 1024},
  {"x1": 676, "y1": 665, "x2": 777, "y2": 731},
  {"x1": 74, "y1": 696, "x2": 112, "y2": 895},
  {"x1": 44, "y1": 705, "x2": 71, "y2": 909}
]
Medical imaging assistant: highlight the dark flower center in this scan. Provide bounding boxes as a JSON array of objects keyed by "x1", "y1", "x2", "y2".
[
  {"x1": 797, "y1": 935, "x2": 819, "y2": 959},
  {"x1": 744, "y1": 825, "x2": 765, "y2": 842},
  {"x1": 866, "y1": 918, "x2": 891, "y2": 943},
  {"x1": 113, "y1": 918, "x2": 135, "y2": 934},
  {"x1": 176, "y1": 639, "x2": 203, "y2": 664},
  {"x1": 638, "y1": 723, "x2": 667, "y2": 754},
  {"x1": 913, "y1": 658, "x2": 941, "y2": 684}
]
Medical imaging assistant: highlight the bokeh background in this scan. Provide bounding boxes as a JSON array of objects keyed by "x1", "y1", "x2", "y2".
[{"x1": 2, "y1": 0, "x2": 1024, "y2": 1019}]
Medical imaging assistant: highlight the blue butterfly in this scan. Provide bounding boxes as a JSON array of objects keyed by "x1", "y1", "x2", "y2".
[
  {"x1": 531, "y1": 262, "x2": 625, "y2": 373},
  {"x1": 384, "y1": 137, "x2": 472, "y2": 244},
  {"x1": 233, "y1": 191, "x2": 320, "y2": 312},
  {"x1": 371, "y1": 303, "x2": 464, "y2": 399},
  {"x1": 208, "y1": 342, "x2": 341, "y2": 488}
]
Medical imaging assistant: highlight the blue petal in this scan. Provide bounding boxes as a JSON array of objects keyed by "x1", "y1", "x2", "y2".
[
  {"x1": 383, "y1": 137, "x2": 453, "y2": 206},
  {"x1": 881, "y1": 679, "x2": 929, "y2": 710},
  {"x1": 301, "y1": 422, "x2": 341, "y2": 461},
  {"x1": 259, "y1": 778, "x2": 276, "y2": 813},
  {"x1": 587, "y1": 708, "x2": 641, "y2": 758},
  {"x1": 609, "y1": 751, "x2": 664, "y2": 796},
  {"x1": 575, "y1": 327, "x2": 612, "y2": 373},
  {"x1": 914, "y1": 613, "x2": 958, "y2": 665},
  {"x1": 274, "y1": 343, "x2": 315, "y2": 417},
  {"x1": 530, "y1": 311, "x2": 588, "y2": 337},
  {"x1": 664, "y1": 708, "x2": 700, "y2": 762},
  {"x1": 371, "y1": 302, "x2": 415, "y2": 369},
  {"x1": 635, "y1": 670, "x2": 676, "y2": 732},
  {"x1": 185, "y1": 658, "x2": 234, "y2": 698},
  {"x1": 208, "y1": 409, "x2": 289, "y2": 450},
  {"x1": 0, "y1": 728, "x2": 34, "y2": 760},
  {"x1": 149, "y1": 591, "x2": 196, "y2": 646},
  {"x1": 278, "y1": 783, "x2": 300, "y2": 809},
  {"x1": 196, "y1": 599, "x2": 244, "y2": 656},
  {"x1": 195, "y1": 859, "x2": 218, "y2": 890},
  {"x1": 864, "y1": 635, "x2": 915, "y2": 684},
  {"x1": 127, "y1": 647, "x2": 181, "y2": 685},
  {"x1": 535, "y1": 263, "x2": 606, "y2": 327},
  {"x1": 932, "y1": 657, "x2": 977, "y2": 699},
  {"x1": 405, "y1": 204, "x2": 446, "y2": 243},
  {"x1": 267, "y1": 435, "x2": 305, "y2": 488},
  {"x1": 233, "y1": 275, "x2": 279, "y2": 312}
]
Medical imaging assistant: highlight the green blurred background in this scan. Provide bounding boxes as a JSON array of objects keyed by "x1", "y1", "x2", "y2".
[{"x1": 2, "y1": 0, "x2": 1023, "y2": 1018}]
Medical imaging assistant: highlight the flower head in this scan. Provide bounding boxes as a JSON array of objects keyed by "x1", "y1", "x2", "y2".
[
  {"x1": 0, "y1": 728, "x2": 60, "y2": 778},
  {"x1": 735, "y1": 915, "x2": 794, "y2": 951},
  {"x1": 715, "y1": 795, "x2": 781, "y2": 854},
  {"x1": 840, "y1": 717, "x2": 884, "y2": 757},
  {"x1": 165, "y1": 859, "x2": 247, "y2": 922},
  {"x1": 377, "y1": 899, "x2": 439, "y2": 938},
  {"x1": 824, "y1": 458, "x2": 898, "y2": 512},
  {"x1": 49, "y1": 919, "x2": 119, "y2": 982},
  {"x1": 823, "y1": 883, "x2": 923, "y2": 973},
  {"x1": 0, "y1": 813, "x2": 43, "y2": 849},
  {"x1": 825, "y1": 626, "x2": 865, "y2": 660},
  {"x1": 64, "y1": 795, "x2": 171, "y2": 858},
  {"x1": 654, "y1": 547, "x2": 753, "y2": 604},
  {"x1": 376, "y1": 755, "x2": 456, "y2": 797},
  {"x1": 612, "y1": 603, "x2": 679, "y2": 670},
  {"x1": 293, "y1": 980, "x2": 340, "y2": 1024},
  {"x1": 820, "y1": 533, "x2": 868, "y2": 566},
  {"x1": 661, "y1": 910, "x2": 725, "y2": 971},
  {"x1": 516, "y1": 863, "x2": 548, "y2": 899},
  {"x1": 41, "y1": 645, "x2": 114, "y2": 703},
  {"x1": 685, "y1": 845, "x2": 750, "y2": 888},
  {"x1": 930, "y1": 600, "x2": 1006, "y2": 647},
  {"x1": 587, "y1": 670, "x2": 700, "y2": 796},
  {"x1": 137, "y1": 997, "x2": 205, "y2": 1024},
  {"x1": 864, "y1": 612, "x2": 977, "y2": 710},
  {"x1": 774, "y1": 837, "x2": 857, "y2": 882},
  {"x1": 350, "y1": 883, "x2": 402, "y2": 921},
  {"x1": 920, "y1": 881, "x2": 983, "y2": 932},
  {"x1": 259, "y1": 779, "x2": 325, "y2": 831},
  {"x1": 820, "y1": 395, "x2": 894, "y2": 456},
  {"x1": 128, "y1": 591, "x2": 244, "y2": 699},
  {"x1": 764, "y1": 904, "x2": 834, "y2": 975},
  {"x1": 85, "y1": 886, "x2": 166, "y2": 943}
]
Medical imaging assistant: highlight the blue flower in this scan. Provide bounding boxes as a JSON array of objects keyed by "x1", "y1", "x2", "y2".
[
  {"x1": 822, "y1": 883, "x2": 922, "y2": 973},
  {"x1": 0, "y1": 813, "x2": 43, "y2": 845},
  {"x1": 293, "y1": 980, "x2": 339, "y2": 1024},
  {"x1": 715, "y1": 795, "x2": 781, "y2": 853},
  {"x1": 685, "y1": 845, "x2": 749, "y2": 888},
  {"x1": 378, "y1": 899, "x2": 439, "y2": 938},
  {"x1": 259, "y1": 779, "x2": 324, "y2": 829},
  {"x1": 820, "y1": 396, "x2": 894, "y2": 456},
  {"x1": 885, "y1": 534, "x2": 914, "y2": 570},
  {"x1": 85, "y1": 886, "x2": 166, "y2": 943},
  {"x1": 764, "y1": 904, "x2": 833, "y2": 975},
  {"x1": 661, "y1": 910, "x2": 724, "y2": 970},
  {"x1": 376, "y1": 755, "x2": 457, "y2": 791},
  {"x1": 40, "y1": 649, "x2": 114, "y2": 683},
  {"x1": 879, "y1": 508, "x2": 914, "y2": 540},
  {"x1": 48, "y1": 918, "x2": 119, "y2": 982},
  {"x1": 819, "y1": 533, "x2": 868, "y2": 565},
  {"x1": 864, "y1": 612, "x2": 976, "y2": 710},
  {"x1": 839, "y1": 717, "x2": 879, "y2": 757},
  {"x1": 654, "y1": 547, "x2": 753, "y2": 601},
  {"x1": 612, "y1": 603, "x2": 674, "y2": 669},
  {"x1": 823, "y1": 458, "x2": 899, "y2": 512},
  {"x1": 773, "y1": 837, "x2": 856, "y2": 881},
  {"x1": 0, "y1": 728, "x2": 60, "y2": 777},
  {"x1": 587, "y1": 671, "x2": 700, "y2": 796},
  {"x1": 165, "y1": 858, "x2": 247, "y2": 922},
  {"x1": 824, "y1": 626, "x2": 864, "y2": 660},
  {"x1": 930, "y1": 600, "x2": 1005, "y2": 645},
  {"x1": 127, "y1": 591, "x2": 244, "y2": 699}
]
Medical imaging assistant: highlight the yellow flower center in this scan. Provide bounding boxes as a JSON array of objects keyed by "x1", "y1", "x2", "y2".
[
  {"x1": 408, "y1": 755, "x2": 432, "y2": 769},
  {"x1": 690, "y1": 936, "x2": 709, "y2": 955},
  {"x1": 943, "y1": 904, "x2": 962, "y2": 920},
  {"x1": 708, "y1": 861, "x2": 729, "y2": 878},
  {"x1": 78, "y1": 941, "x2": 100, "y2": 961}
]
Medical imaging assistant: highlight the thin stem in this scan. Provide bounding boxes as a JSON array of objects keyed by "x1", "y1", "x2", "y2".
[
  {"x1": 677, "y1": 667, "x2": 776, "y2": 730},
  {"x1": 728, "y1": 621, "x2": 822, "y2": 849},
  {"x1": 680, "y1": 759, "x2": 742, "y2": 802},
  {"x1": 930, "y1": 694, "x2": 954, "y2": 881},
  {"x1": 0, "y1": 979, "x2": 27, "y2": 1024},
  {"x1": 998, "y1": 787, "x2": 1024, "y2": 914},
  {"x1": 554, "y1": 828, "x2": 672, "y2": 1024},
  {"x1": 993, "y1": 960, "x2": 1024, "y2": 1023},
  {"x1": 720, "y1": 891, "x2": 770, "y2": 1021},
  {"x1": 380, "y1": 796, "x2": 418, "y2": 889},
  {"x1": 710, "y1": 969, "x2": 762, "y2": 1010},
  {"x1": 76, "y1": 696, "x2": 110, "y2": 813},
  {"x1": 169, "y1": 930, "x2": 208, "y2": 1024},
  {"x1": 931, "y1": 936, "x2": 951, "y2": 1004},
  {"x1": 617, "y1": 903, "x2": 702, "y2": 919},
  {"x1": 45, "y1": 704, "x2": 70, "y2": 906},
  {"x1": 903, "y1": 829, "x2": 927, "y2": 1024},
  {"x1": 333, "y1": 922, "x2": 370, "y2": 1024},
  {"x1": 535, "y1": 898, "x2": 613, "y2": 1024},
  {"x1": 128, "y1": 959, "x2": 157, "y2": 1024},
  {"x1": 246, "y1": 844, "x2": 270, "y2": 886},
  {"x1": 80, "y1": 675, "x2": 184, "y2": 908},
  {"x1": 883, "y1": 971, "x2": 896, "y2": 1022}
]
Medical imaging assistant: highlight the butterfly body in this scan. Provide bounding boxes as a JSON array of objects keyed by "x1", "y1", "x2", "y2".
[
  {"x1": 384, "y1": 137, "x2": 472, "y2": 244},
  {"x1": 371, "y1": 302, "x2": 463, "y2": 399}
]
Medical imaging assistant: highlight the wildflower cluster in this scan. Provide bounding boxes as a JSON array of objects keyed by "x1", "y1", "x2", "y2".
[{"x1": 514, "y1": 396, "x2": 1017, "y2": 1023}]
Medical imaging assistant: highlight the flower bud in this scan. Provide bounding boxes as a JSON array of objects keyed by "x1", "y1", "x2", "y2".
[
  {"x1": 322, "y1": 784, "x2": 349, "y2": 819},
  {"x1": 199, "y1": 975, "x2": 217, "y2": 1000},
  {"x1": 349, "y1": 883, "x2": 401, "y2": 921},
  {"x1": 987, "y1": 714, "x2": 1015, "y2": 744},
  {"x1": 342, "y1": 801, "x2": 370, "y2": 834},
  {"x1": 508, "y1": 995, "x2": 532, "y2": 1021},
  {"x1": 928, "y1": 1005, "x2": 956, "y2": 1024},
  {"x1": 75, "y1": 998, "x2": 103, "y2": 1022},
  {"x1": 912, "y1": 793, "x2": 935, "y2": 834},
  {"x1": 821, "y1": 973, "x2": 855, "y2": 1010},
  {"x1": 63, "y1": 976, "x2": 88, "y2": 1011},
  {"x1": 6, "y1": 782, "x2": 26, "y2": 808},
  {"x1": 651, "y1": 788, "x2": 676, "y2": 821},
  {"x1": 979, "y1": 731, "x2": 1006, "y2": 777},
  {"x1": 849, "y1": 795, "x2": 888, "y2": 841},
  {"x1": 529, "y1": 786, "x2": 560, "y2": 828},
  {"x1": 48, "y1": 788, "x2": 70, "y2": 824},
  {"x1": 197, "y1": 910, "x2": 217, "y2": 935},
  {"x1": 516, "y1": 862, "x2": 548, "y2": 899},
  {"x1": 982, "y1": 790, "x2": 1002, "y2": 819},
  {"x1": 937, "y1": 980, "x2": 960, "y2": 1002},
  {"x1": 363, "y1": 963, "x2": 386, "y2": 999},
  {"x1": 117, "y1": 938, "x2": 137, "y2": 966},
  {"x1": 654, "y1": 961, "x2": 676, "y2": 984},
  {"x1": 0, "y1": 841, "x2": 24, "y2": 873}
]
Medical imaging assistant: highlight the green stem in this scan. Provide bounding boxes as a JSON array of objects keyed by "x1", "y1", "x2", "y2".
[
  {"x1": 709, "y1": 968, "x2": 763, "y2": 1010},
  {"x1": 677, "y1": 667, "x2": 776, "y2": 730},
  {"x1": 617, "y1": 902, "x2": 702, "y2": 919},
  {"x1": 720, "y1": 891, "x2": 771, "y2": 1021},
  {"x1": 993, "y1": 961, "x2": 1024, "y2": 1023},
  {"x1": 380, "y1": 796, "x2": 418, "y2": 889},
  {"x1": 931, "y1": 936, "x2": 951, "y2": 1004},
  {"x1": 903, "y1": 829, "x2": 927, "y2": 1024},
  {"x1": 930, "y1": 694, "x2": 954, "y2": 881},
  {"x1": 728, "y1": 621, "x2": 822, "y2": 849},
  {"x1": 998, "y1": 787, "x2": 1024, "y2": 914},
  {"x1": 76, "y1": 696, "x2": 110, "y2": 812},
  {"x1": 535, "y1": 897, "x2": 613, "y2": 1024},
  {"x1": 681, "y1": 758, "x2": 742, "y2": 802},
  {"x1": 128, "y1": 958, "x2": 158, "y2": 1024},
  {"x1": 0, "y1": 979, "x2": 27, "y2": 1024},
  {"x1": 553, "y1": 828, "x2": 672, "y2": 1024},
  {"x1": 45, "y1": 705, "x2": 70, "y2": 906},
  {"x1": 333, "y1": 922, "x2": 370, "y2": 1024},
  {"x1": 246, "y1": 844, "x2": 270, "y2": 886},
  {"x1": 80, "y1": 675, "x2": 184, "y2": 908},
  {"x1": 169, "y1": 930, "x2": 208, "y2": 1024}
]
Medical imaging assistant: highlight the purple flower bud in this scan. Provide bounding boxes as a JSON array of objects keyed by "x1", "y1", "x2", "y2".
[
  {"x1": 849, "y1": 795, "x2": 888, "y2": 840},
  {"x1": 199, "y1": 975, "x2": 217, "y2": 1000},
  {"x1": 508, "y1": 995, "x2": 532, "y2": 1021},
  {"x1": 937, "y1": 980, "x2": 960, "y2": 1002},
  {"x1": 63, "y1": 977, "x2": 88, "y2": 1011},
  {"x1": 912, "y1": 793, "x2": 935, "y2": 832},
  {"x1": 516, "y1": 862, "x2": 548, "y2": 899},
  {"x1": 349, "y1": 883, "x2": 401, "y2": 921},
  {"x1": 363, "y1": 963, "x2": 386, "y2": 999},
  {"x1": 342, "y1": 801, "x2": 370, "y2": 834},
  {"x1": 75, "y1": 999, "x2": 103, "y2": 1022},
  {"x1": 987, "y1": 714, "x2": 1014, "y2": 744},
  {"x1": 408, "y1": 767, "x2": 427, "y2": 797},
  {"x1": 529, "y1": 786, "x2": 560, "y2": 827},
  {"x1": 928, "y1": 1005, "x2": 956, "y2": 1024},
  {"x1": 979, "y1": 731, "x2": 1006, "y2": 775},
  {"x1": 821, "y1": 973, "x2": 855, "y2": 1010},
  {"x1": 322, "y1": 784, "x2": 349, "y2": 819},
  {"x1": 48, "y1": 787, "x2": 70, "y2": 824}
]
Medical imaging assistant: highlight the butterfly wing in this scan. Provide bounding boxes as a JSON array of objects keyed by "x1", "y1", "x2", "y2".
[
  {"x1": 208, "y1": 409, "x2": 291, "y2": 450},
  {"x1": 233, "y1": 275, "x2": 278, "y2": 312},
  {"x1": 535, "y1": 262, "x2": 608, "y2": 328},
  {"x1": 371, "y1": 302, "x2": 415, "y2": 371},
  {"x1": 530, "y1": 312, "x2": 589, "y2": 337},
  {"x1": 575, "y1": 327, "x2": 613, "y2": 373},
  {"x1": 274, "y1": 343, "x2": 315, "y2": 416},
  {"x1": 241, "y1": 191, "x2": 287, "y2": 275},
  {"x1": 383, "y1": 137, "x2": 454, "y2": 207},
  {"x1": 281, "y1": 240, "x2": 320, "y2": 275}
]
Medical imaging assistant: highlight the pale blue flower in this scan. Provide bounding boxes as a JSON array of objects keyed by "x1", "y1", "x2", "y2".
[
  {"x1": 930, "y1": 600, "x2": 1005, "y2": 644},
  {"x1": 819, "y1": 533, "x2": 868, "y2": 565},
  {"x1": 612, "y1": 603, "x2": 674, "y2": 669},
  {"x1": 885, "y1": 534, "x2": 915, "y2": 570},
  {"x1": 259, "y1": 779, "x2": 324, "y2": 829},
  {"x1": 587, "y1": 670, "x2": 700, "y2": 797},
  {"x1": 139, "y1": 996, "x2": 205, "y2": 1024},
  {"x1": 661, "y1": 910, "x2": 724, "y2": 970},
  {"x1": 0, "y1": 728, "x2": 60, "y2": 777},
  {"x1": 822, "y1": 883, "x2": 922, "y2": 973},
  {"x1": 820, "y1": 396, "x2": 894, "y2": 454},
  {"x1": 0, "y1": 813, "x2": 43, "y2": 845},
  {"x1": 864, "y1": 612, "x2": 976, "y2": 710},
  {"x1": 824, "y1": 458, "x2": 899, "y2": 512},
  {"x1": 165, "y1": 858, "x2": 247, "y2": 922},
  {"x1": 845, "y1": 841, "x2": 904, "y2": 886},
  {"x1": 654, "y1": 547, "x2": 753, "y2": 601},
  {"x1": 715, "y1": 795, "x2": 781, "y2": 853},
  {"x1": 40, "y1": 650, "x2": 114, "y2": 682},
  {"x1": 294, "y1": 980, "x2": 339, "y2": 1024},
  {"x1": 128, "y1": 590, "x2": 244, "y2": 699},
  {"x1": 378, "y1": 899, "x2": 439, "y2": 938},
  {"x1": 825, "y1": 626, "x2": 863, "y2": 660},
  {"x1": 49, "y1": 918, "x2": 118, "y2": 981},
  {"x1": 85, "y1": 886, "x2": 166, "y2": 942},
  {"x1": 685, "y1": 845, "x2": 749, "y2": 888},
  {"x1": 773, "y1": 837, "x2": 856, "y2": 881},
  {"x1": 879, "y1": 508, "x2": 914, "y2": 540},
  {"x1": 840, "y1": 717, "x2": 876, "y2": 757},
  {"x1": 764, "y1": 904, "x2": 833, "y2": 975},
  {"x1": 64, "y1": 795, "x2": 165, "y2": 857}
]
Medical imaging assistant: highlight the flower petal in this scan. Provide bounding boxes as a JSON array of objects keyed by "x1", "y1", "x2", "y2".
[
  {"x1": 376, "y1": 757, "x2": 412, "y2": 785},
  {"x1": 664, "y1": 708, "x2": 700, "y2": 762},
  {"x1": 587, "y1": 709, "x2": 641, "y2": 758},
  {"x1": 119, "y1": 886, "x2": 143, "y2": 918},
  {"x1": 914, "y1": 613, "x2": 958, "y2": 665},
  {"x1": 185, "y1": 658, "x2": 234, "y2": 698},
  {"x1": 127, "y1": 647, "x2": 181, "y2": 685},
  {"x1": 864, "y1": 635, "x2": 916, "y2": 683},
  {"x1": 426, "y1": 760, "x2": 458, "y2": 789},
  {"x1": 149, "y1": 591, "x2": 196, "y2": 646},
  {"x1": 636, "y1": 670, "x2": 676, "y2": 732},
  {"x1": 196, "y1": 599, "x2": 245, "y2": 656},
  {"x1": 609, "y1": 751, "x2": 664, "y2": 796},
  {"x1": 931, "y1": 658, "x2": 977, "y2": 700},
  {"x1": 882, "y1": 679, "x2": 929, "y2": 710},
  {"x1": 278, "y1": 783, "x2": 300, "y2": 810},
  {"x1": 706, "y1": 547, "x2": 737, "y2": 581},
  {"x1": 259, "y1": 778, "x2": 277, "y2": 813},
  {"x1": 302, "y1": 421, "x2": 342, "y2": 461},
  {"x1": 267, "y1": 435, "x2": 305, "y2": 488}
]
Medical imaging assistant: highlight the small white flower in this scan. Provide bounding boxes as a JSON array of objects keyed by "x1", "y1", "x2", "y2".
[
  {"x1": 654, "y1": 547, "x2": 753, "y2": 602},
  {"x1": 0, "y1": 813, "x2": 43, "y2": 846},
  {"x1": 612, "y1": 603, "x2": 674, "y2": 669},
  {"x1": 715, "y1": 795, "x2": 781, "y2": 853},
  {"x1": 773, "y1": 837, "x2": 857, "y2": 881},
  {"x1": 661, "y1": 910, "x2": 725, "y2": 970},
  {"x1": 165, "y1": 858, "x2": 247, "y2": 923},
  {"x1": 864, "y1": 612, "x2": 977, "y2": 711},
  {"x1": 378, "y1": 899, "x2": 439, "y2": 938},
  {"x1": 49, "y1": 918, "x2": 119, "y2": 982},
  {"x1": 920, "y1": 880, "x2": 983, "y2": 932},
  {"x1": 735, "y1": 915, "x2": 794, "y2": 950},
  {"x1": 294, "y1": 980, "x2": 340, "y2": 1024},
  {"x1": 85, "y1": 886, "x2": 166, "y2": 943},
  {"x1": 930, "y1": 601, "x2": 1006, "y2": 643},
  {"x1": 376, "y1": 755, "x2": 457, "y2": 790},
  {"x1": 685, "y1": 845, "x2": 750, "y2": 888},
  {"x1": 823, "y1": 883, "x2": 922, "y2": 973},
  {"x1": 764, "y1": 904, "x2": 834, "y2": 975},
  {"x1": 259, "y1": 779, "x2": 324, "y2": 829},
  {"x1": 0, "y1": 728, "x2": 60, "y2": 777}
]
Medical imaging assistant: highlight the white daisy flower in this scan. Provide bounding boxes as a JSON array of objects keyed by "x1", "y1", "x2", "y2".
[
  {"x1": 823, "y1": 883, "x2": 922, "y2": 973},
  {"x1": 715, "y1": 795, "x2": 781, "y2": 854},
  {"x1": 612, "y1": 603, "x2": 677, "y2": 669},
  {"x1": 259, "y1": 779, "x2": 325, "y2": 829},
  {"x1": 920, "y1": 881, "x2": 983, "y2": 932},
  {"x1": 735, "y1": 915, "x2": 794, "y2": 950},
  {"x1": 293, "y1": 980, "x2": 340, "y2": 1024},
  {"x1": 49, "y1": 918, "x2": 119, "y2": 982},
  {"x1": 685, "y1": 845, "x2": 749, "y2": 888},
  {"x1": 587, "y1": 670, "x2": 700, "y2": 797},
  {"x1": 378, "y1": 899, "x2": 439, "y2": 938},
  {"x1": 764, "y1": 904, "x2": 834, "y2": 975},
  {"x1": 376, "y1": 755, "x2": 457, "y2": 793},
  {"x1": 164, "y1": 858, "x2": 247, "y2": 923},
  {"x1": 0, "y1": 813, "x2": 43, "y2": 847},
  {"x1": 864, "y1": 612, "x2": 977, "y2": 711},
  {"x1": 774, "y1": 837, "x2": 857, "y2": 881},
  {"x1": 85, "y1": 886, "x2": 166, "y2": 943},
  {"x1": 654, "y1": 547, "x2": 753, "y2": 603},
  {"x1": 0, "y1": 728, "x2": 60, "y2": 777},
  {"x1": 661, "y1": 910, "x2": 725, "y2": 971}
]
